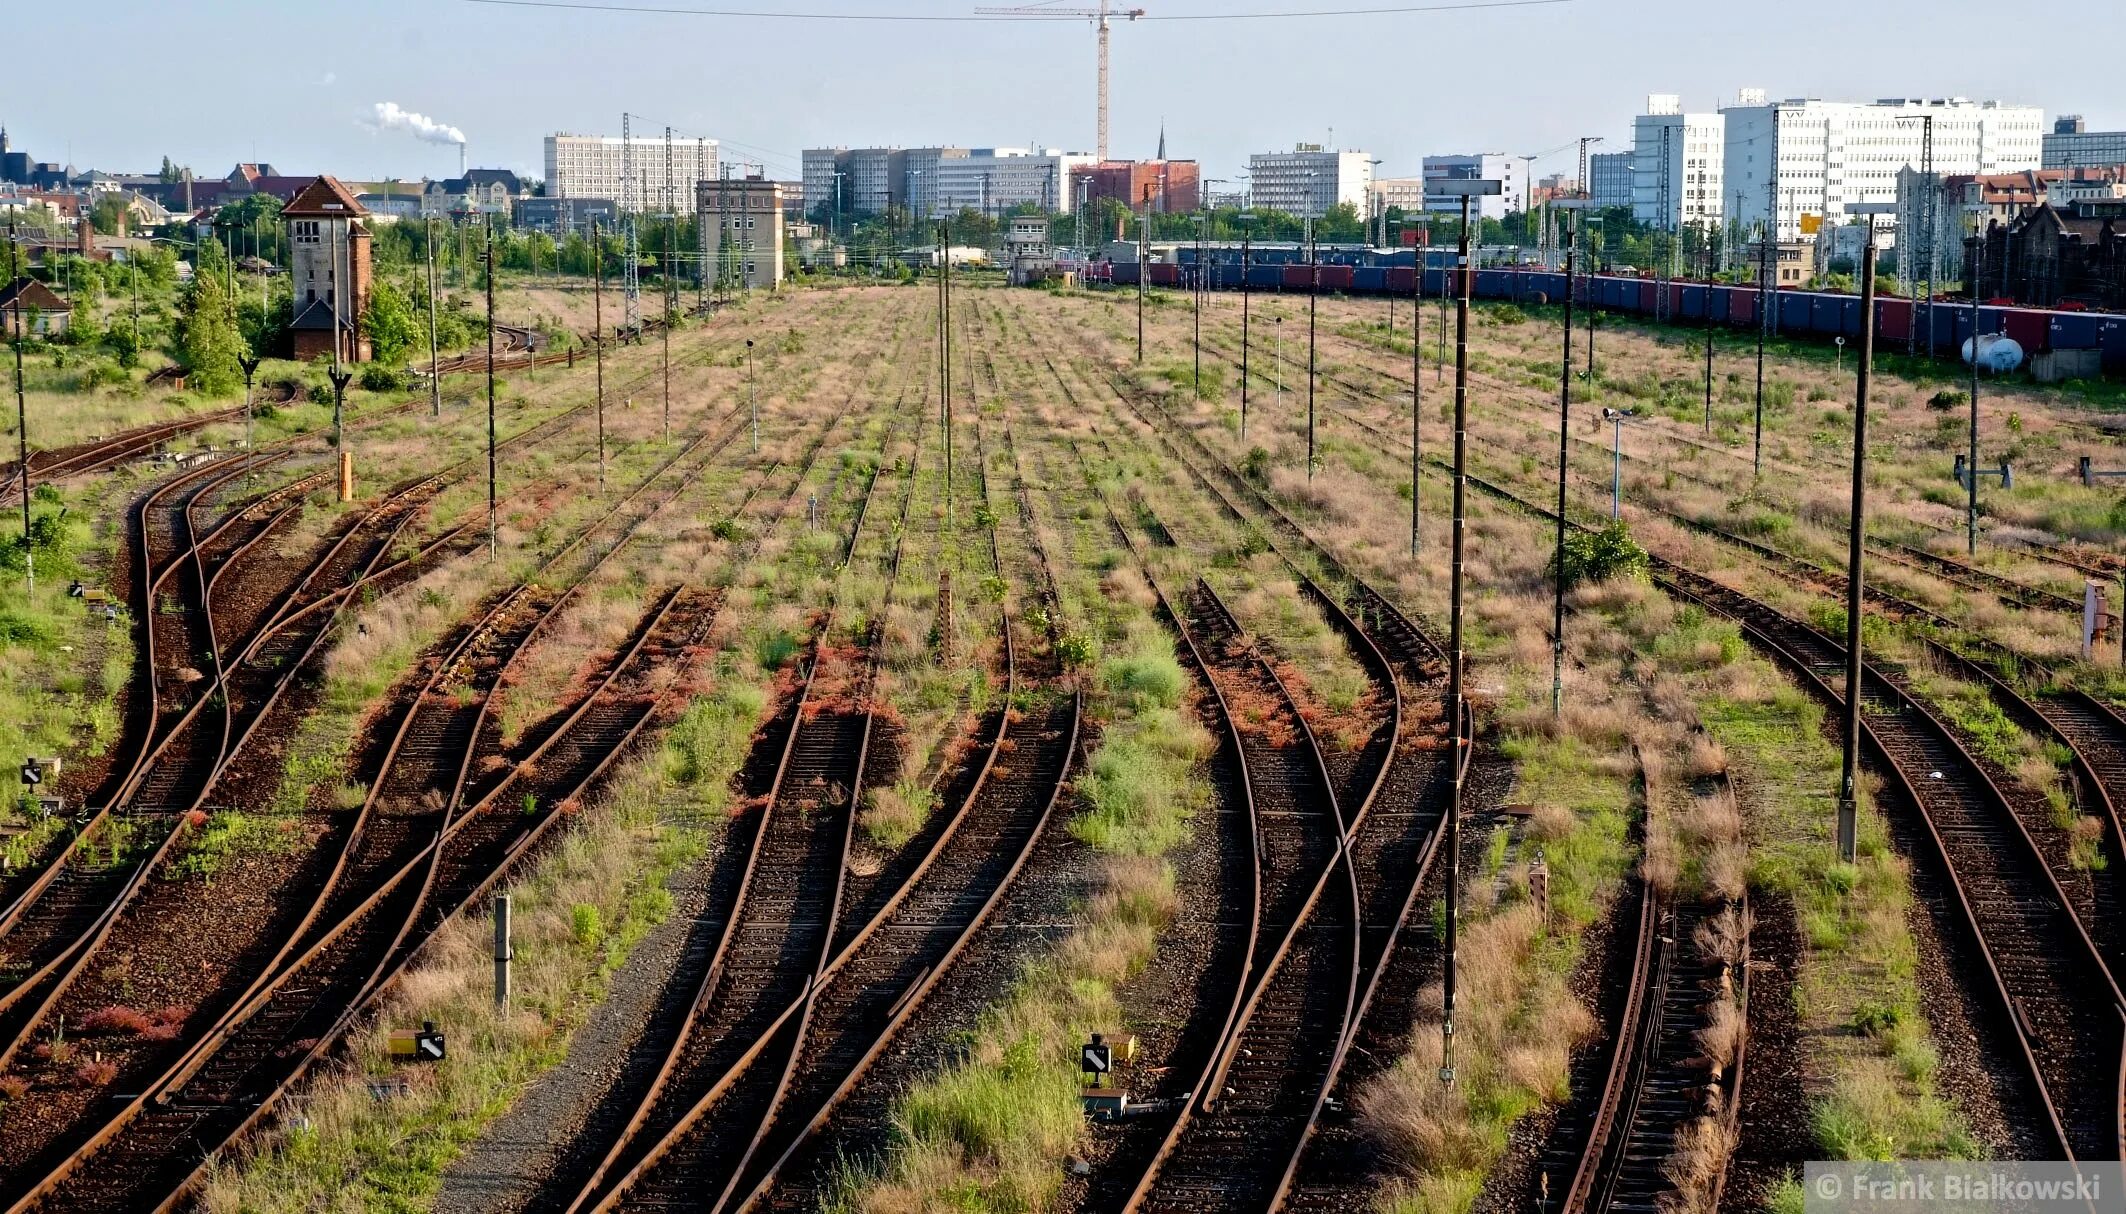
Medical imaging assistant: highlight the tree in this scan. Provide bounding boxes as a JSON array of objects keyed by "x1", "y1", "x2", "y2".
[
  {"x1": 363, "y1": 279, "x2": 421, "y2": 367},
  {"x1": 89, "y1": 195, "x2": 133, "y2": 237},
  {"x1": 178, "y1": 239, "x2": 245, "y2": 395}
]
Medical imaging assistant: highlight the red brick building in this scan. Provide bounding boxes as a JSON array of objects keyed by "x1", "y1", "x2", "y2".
[
  {"x1": 283, "y1": 176, "x2": 373, "y2": 362},
  {"x1": 1072, "y1": 160, "x2": 1201, "y2": 216}
]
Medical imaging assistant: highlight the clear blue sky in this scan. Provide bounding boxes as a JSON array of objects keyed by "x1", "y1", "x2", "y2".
[{"x1": 4, "y1": 0, "x2": 2114, "y2": 188}]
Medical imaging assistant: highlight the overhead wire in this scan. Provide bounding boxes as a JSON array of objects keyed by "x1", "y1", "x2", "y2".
[{"x1": 463, "y1": 0, "x2": 1574, "y2": 20}]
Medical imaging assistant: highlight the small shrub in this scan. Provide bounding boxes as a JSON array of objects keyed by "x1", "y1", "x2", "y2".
[
  {"x1": 0, "y1": 1074, "x2": 28, "y2": 1103},
  {"x1": 307, "y1": 383, "x2": 333, "y2": 406},
  {"x1": 1552, "y1": 521, "x2": 1647, "y2": 589},
  {"x1": 73, "y1": 1059, "x2": 120, "y2": 1087},
  {"x1": 359, "y1": 364, "x2": 404, "y2": 393},
  {"x1": 1927, "y1": 389, "x2": 1967, "y2": 412},
  {"x1": 1055, "y1": 633, "x2": 1096, "y2": 669},
  {"x1": 570, "y1": 903, "x2": 605, "y2": 948},
  {"x1": 1852, "y1": 1000, "x2": 1901, "y2": 1037},
  {"x1": 76, "y1": 1006, "x2": 154, "y2": 1036}
]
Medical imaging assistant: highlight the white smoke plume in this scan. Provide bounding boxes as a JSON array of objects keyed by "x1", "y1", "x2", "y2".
[{"x1": 372, "y1": 101, "x2": 465, "y2": 146}]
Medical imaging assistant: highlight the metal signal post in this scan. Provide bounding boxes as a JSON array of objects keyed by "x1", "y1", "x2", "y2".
[
  {"x1": 485, "y1": 229, "x2": 498, "y2": 559},
  {"x1": 1437, "y1": 177, "x2": 1500, "y2": 1086},
  {"x1": 1837, "y1": 227, "x2": 1880, "y2": 865},
  {"x1": 1551, "y1": 202, "x2": 1592, "y2": 717},
  {"x1": 592, "y1": 219, "x2": 606, "y2": 492}
]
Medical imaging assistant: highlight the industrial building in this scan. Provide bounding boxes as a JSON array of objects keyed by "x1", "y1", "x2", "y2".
[
  {"x1": 1967, "y1": 199, "x2": 2126, "y2": 308},
  {"x1": 544, "y1": 133, "x2": 719, "y2": 210},
  {"x1": 513, "y1": 196, "x2": 618, "y2": 236},
  {"x1": 1421, "y1": 154, "x2": 1525, "y2": 219},
  {"x1": 1631, "y1": 95, "x2": 1725, "y2": 232},
  {"x1": 2043, "y1": 116, "x2": 2126, "y2": 169},
  {"x1": 697, "y1": 176, "x2": 785, "y2": 291},
  {"x1": 1247, "y1": 145, "x2": 1374, "y2": 218},
  {"x1": 1720, "y1": 92, "x2": 2043, "y2": 241}
]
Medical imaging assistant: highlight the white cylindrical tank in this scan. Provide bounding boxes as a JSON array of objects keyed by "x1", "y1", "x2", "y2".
[{"x1": 1962, "y1": 333, "x2": 2024, "y2": 372}]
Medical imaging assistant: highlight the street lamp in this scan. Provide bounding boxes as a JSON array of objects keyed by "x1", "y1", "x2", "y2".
[{"x1": 1601, "y1": 406, "x2": 1638, "y2": 520}]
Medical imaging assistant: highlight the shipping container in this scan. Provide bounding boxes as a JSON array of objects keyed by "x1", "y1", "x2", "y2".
[
  {"x1": 1148, "y1": 263, "x2": 1182, "y2": 288},
  {"x1": 1733, "y1": 289, "x2": 1760, "y2": 327},
  {"x1": 2100, "y1": 319, "x2": 2126, "y2": 374},
  {"x1": 1247, "y1": 264, "x2": 1284, "y2": 291},
  {"x1": 1667, "y1": 282, "x2": 1686, "y2": 317},
  {"x1": 2050, "y1": 312, "x2": 2101, "y2": 351},
  {"x1": 1319, "y1": 265, "x2": 1355, "y2": 292},
  {"x1": 2002, "y1": 307, "x2": 2048, "y2": 353},
  {"x1": 1876, "y1": 297, "x2": 1912, "y2": 343},
  {"x1": 1384, "y1": 267, "x2": 1417, "y2": 295},
  {"x1": 1110, "y1": 261, "x2": 1141, "y2": 287},
  {"x1": 1780, "y1": 293, "x2": 1813, "y2": 334},
  {"x1": 1679, "y1": 284, "x2": 1707, "y2": 321},
  {"x1": 1280, "y1": 265, "x2": 1314, "y2": 291},
  {"x1": 1354, "y1": 267, "x2": 1388, "y2": 293},
  {"x1": 1635, "y1": 281, "x2": 1657, "y2": 313}
]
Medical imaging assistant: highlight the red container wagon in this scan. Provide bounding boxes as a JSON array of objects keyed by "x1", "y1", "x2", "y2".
[
  {"x1": 1317, "y1": 264, "x2": 1355, "y2": 292},
  {"x1": 1729, "y1": 289, "x2": 1757, "y2": 327},
  {"x1": 1281, "y1": 264, "x2": 1315, "y2": 291},
  {"x1": 1876, "y1": 297, "x2": 1912, "y2": 344},
  {"x1": 1148, "y1": 262, "x2": 1183, "y2": 288},
  {"x1": 1385, "y1": 267, "x2": 1417, "y2": 295},
  {"x1": 2001, "y1": 307, "x2": 2049, "y2": 353}
]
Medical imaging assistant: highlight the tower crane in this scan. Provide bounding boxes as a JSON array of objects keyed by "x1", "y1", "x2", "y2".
[{"x1": 974, "y1": 1, "x2": 1145, "y2": 162}]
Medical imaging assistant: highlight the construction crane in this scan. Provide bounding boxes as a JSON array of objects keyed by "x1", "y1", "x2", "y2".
[{"x1": 974, "y1": 1, "x2": 1145, "y2": 162}]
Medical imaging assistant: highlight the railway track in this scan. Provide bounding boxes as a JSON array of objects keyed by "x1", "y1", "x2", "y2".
[
  {"x1": 567, "y1": 396, "x2": 1081, "y2": 1213},
  {"x1": 1456, "y1": 463, "x2": 2126, "y2": 1162},
  {"x1": 1548, "y1": 747, "x2": 1751, "y2": 1214},
  {"x1": 529, "y1": 358, "x2": 925, "y2": 1214},
  {"x1": 1216, "y1": 318, "x2": 2126, "y2": 953},
  {"x1": 0, "y1": 399, "x2": 609, "y2": 1094},
  {"x1": 1034, "y1": 333, "x2": 1479, "y2": 1210},
  {"x1": 0, "y1": 408, "x2": 248, "y2": 505},
  {"x1": 0, "y1": 387, "x2": 766, "y2": 1212}
]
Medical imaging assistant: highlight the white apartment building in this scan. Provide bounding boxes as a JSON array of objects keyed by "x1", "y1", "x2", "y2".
[
  {"x1": 1421, "y1": 154, "x2": 1524, "y2": 220},
  {"x1": 545, "y1": 133, "x2": 719, "y2": 209},
  {"x1": 932, "y1": 149, "x2": 1096, "y2": 216},
  {"x1": 1721, "y1": 93, "x2": 2042, "y2": 240},
  {"x1": 1631, "y1": 95, "x2": 1725, "y2": 231},
  {"x1": 1248, "y1": 145, "x2": 1375, "y2": 218},
  {"x1": 1370, "y1": 176, "x2": 1428, "y2": 213}
]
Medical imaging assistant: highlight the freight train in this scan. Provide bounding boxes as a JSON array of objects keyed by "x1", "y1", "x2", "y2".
[{"x1": 1090, "y1": 255, "x2": 2126, "y2": 378}]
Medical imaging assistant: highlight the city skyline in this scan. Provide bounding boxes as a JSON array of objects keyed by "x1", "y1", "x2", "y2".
[{"x1": 2, "y1": 0, "x2": 2116, "y2": 192}]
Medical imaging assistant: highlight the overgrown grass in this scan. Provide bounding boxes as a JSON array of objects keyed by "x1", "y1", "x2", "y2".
[{"x1": 837, "y1": 527, "x2": 1211, "y2": 1213}]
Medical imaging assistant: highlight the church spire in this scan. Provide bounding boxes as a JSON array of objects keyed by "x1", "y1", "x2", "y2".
[{"x1": 1156, "y1": 120, "x2": 1165, "y2": 162}]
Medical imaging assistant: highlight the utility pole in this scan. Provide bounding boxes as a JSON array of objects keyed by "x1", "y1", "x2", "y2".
[
  {"x1": 1755, "y1": 214, "x2": 1770, "y2": 476},
  {"x1": 1441, "y1": 183, "x2": 1489, "y2": 1091},
  {"x1": 747, "y1": 339, "x2": 758, "y2": 452},
  {"x1": 485, "y1": 228, "x2": 498, "y2": 559},
  {"x1": 1240, "y1": 224, "x2": 1252, "y2": 440},
  {"x1": 592, "y1": 218, "x2": 606, "y2": 491},
  {"x1": 1193, "y1": 212, "x2": 1203, "y2": 391},
  {"x1": 1411, "y1": 224, "x2": 1424, "y2": 557},
  {"x1": 1968, "y1": 212, "x2": 1984, "y2": 557},
  {"x1": 1306, "y1": 216, "x2": 1318, "y2": 481},
  {"x1": 425, "y1": 216, "x2": 442, "y2": 418},
  {"x1": 1552, "y1": 206, "x2": 1583, "y2": 716},
  {"x1": 1136, "y1": 212, "x2": 1147, "y2": 363},
  {"x1": 1836, "y1": 228, "x2": 1879, "y2": 866},
  {"x1": 940, "y1": 219, "x2": 954, "y2": 519},
  {"x1": 662, "y1": 248, "x2": 673, "y2": 439},
  {"x1": 9, "y1": 216, "x2": 30, "y2": 589}
]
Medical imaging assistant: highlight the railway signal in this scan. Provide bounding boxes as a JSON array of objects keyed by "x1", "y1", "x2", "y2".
[{"x1": 387, "y1": 1020, "x2": 447, "y2": 1063}]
